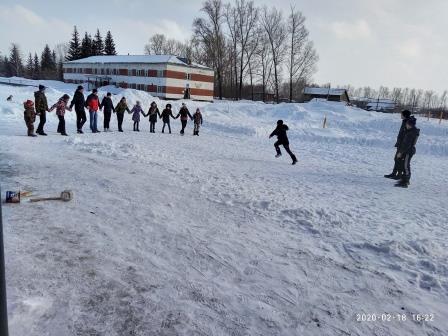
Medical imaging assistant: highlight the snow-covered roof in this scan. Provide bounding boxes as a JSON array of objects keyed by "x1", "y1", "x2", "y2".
[
  {"x1": 367, "y1": 102, "x2": 396, "y2": 109},
  {"x1": 303, "y1": 87, "x2": 348, "y2": 96},
  {"x1": 64, "y1": 55, "x2": 212, "y2": 70}
]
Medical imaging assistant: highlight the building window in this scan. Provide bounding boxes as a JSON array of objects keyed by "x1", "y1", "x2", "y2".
[
  {"x1": 185, "y1": 73, "x2": 191, "y2": 80},
  {"x1": 157, "y1": 70, "x2": 164, "y2": 78},
  {"x1": 157, "y1": 86, "x2": 164, "y2": 93},
  {"x1": 137, "y1": 69, "x2": 145, "y2": 77},
  {"x1": 112, "y1": 69, "x2": 117, "y2": 75}
]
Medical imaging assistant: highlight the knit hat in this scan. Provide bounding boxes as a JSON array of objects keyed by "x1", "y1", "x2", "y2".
[
  {"x1": 107, "y1": 92, "x2": 111, "y2": 96},
  {"x1": 24, "y1": 100, "x2": 34, "y2": 108},
  {"x1": 92, "y1": 88, "x2": 98, "y2": 93},
  {"x1": 77, "y1": 85, "x2": 84, "y2": 90},
  {"x1": 166, "y1": 103, "x2": 172, "y2": 108},
  {"x1": 406, "y1": 116, "x2": 417, "y2": 126},
  {"x1": 62, "y1": 94, "x2": 70, "y2": 100},
  {"x1": 401, "y1": 110, "x2": 411, "y2": 118},
  {"x1": 277, "y1": 120, "x2": 284, "y2": 125},
  {"x1": 39, "y1": 85, "x2": 45, "y2": 90}
]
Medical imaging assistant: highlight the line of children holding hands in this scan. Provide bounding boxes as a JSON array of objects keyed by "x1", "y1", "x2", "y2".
[{"x1": 24, "y1": 86, "x2": 204, "y2": 137}]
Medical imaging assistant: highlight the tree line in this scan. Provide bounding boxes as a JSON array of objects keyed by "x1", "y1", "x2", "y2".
[
  {"x1": 143, "y1": 0, "x2": 319, "y2": 103},
  {"x1": 0, "y1": 27, "x2": 117, "y2": 81},
  {"x1": 344, "y1": 85, "x2": 448, "y2": 115}
]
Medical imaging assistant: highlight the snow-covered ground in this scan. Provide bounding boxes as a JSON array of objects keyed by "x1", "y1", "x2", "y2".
[{"x1": 0, "y1": 78, "x2": 447, "y2": 336}]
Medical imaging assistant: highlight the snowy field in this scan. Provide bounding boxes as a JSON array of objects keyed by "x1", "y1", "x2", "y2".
[{"x1": 0, "y1": 78, "x2": 447, "y2": 336}]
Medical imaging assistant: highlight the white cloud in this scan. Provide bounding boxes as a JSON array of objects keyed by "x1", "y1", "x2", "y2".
[
  {"x1": 0, "y1": 5, "x2": 71, "y2": 56},
  {"x1": 397, "y1": 39, "x2": 422, "y2": 59},
  {"x1": 330, "y1": 19, "x2": 372, "y2": 40}
]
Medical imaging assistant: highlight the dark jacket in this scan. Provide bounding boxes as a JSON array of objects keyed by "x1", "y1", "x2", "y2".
[
  {"x1": 270, "y1": 124, "x2": 290, "y2": 143},
  {"x1": 100, "y1": 97, "x2": 115, "y2": 113},
  {"x1": 147, "y1": 106, "x2": 160, "y2": 122},
  {"x1": 70, "y1": 90, "x2": 85, "y2": 112},
  {"x1": 34, "y1": 90, "x2": 48, "y2": 113},
  {"x1": 161, "y1": 108, "x2": 175, "y2": 122},
  {"x1": 176, "y1": 107, "x2": 193, "y2": 121},
  {"x1": 115, "y1": 101, "x2": 131, "y2": 114},
  {"x1": 398, "y1": 127, "x2": 420, "y2": 155},
  {"x1": 395, "y1": 118, "x2": 409, "y2": 148},
  {"x1": 193, "y1": 111, "x2": 203, "y2": 125}
]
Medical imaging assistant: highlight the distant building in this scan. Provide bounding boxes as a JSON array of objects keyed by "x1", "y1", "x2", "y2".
[
  {"x1": 303, "y1": 87, "x2": 350, "y2": 103},
  {"x1": 366, "y1": 99, "x2": 397, "y2": 113},
  {"x1": 352, "y1": 97, "x2": 398, "y2": 113},
  {"x1": 63, "y1": 55, "x2": 214, "y2": 102}
]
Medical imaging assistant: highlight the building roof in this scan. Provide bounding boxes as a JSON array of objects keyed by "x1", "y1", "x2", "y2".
[
  {"x1": 303, "y1": 87, "x2": 348, "y2": 96},
  {"x1": 64, "y1": 55, "x2": 212, "y2": 70},
  {"x1": 366, "y1": 101, "x2": 396, "y2": 110}
]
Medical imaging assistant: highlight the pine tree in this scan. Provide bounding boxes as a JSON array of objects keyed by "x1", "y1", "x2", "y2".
[
  {"x1": 33, "y1": 53, "x2": 40, "y2": 79},
  {"x1": 104, "y1": 31, "x2": 117, "y2": 55},
  {"x1": 57, "y1": 60, "x2": 64, "y2": 81},
  {"x1": 67, "y1": 26, "x2": 81, "y2": 61},
  {"x1": 52, "y1": 50, "x2": 57, "y2": 65},
  {"x1": 0, "y1": 56, "x2": 6, "y2": 76},
  {"x1": 80, "y1": 32, "x2": 93, "y2": 58},
  {"x1": 92, "y1": 29, "x2": 104, "y2": 56},
  {"x1": 41, "y1": 44, "x2": 56, "y2": 79},
  {"x1": 26, "y1": 53, "x2": 34, "y2": 78},
  {"x1": 8, "y1": 43, "x2": 23, "y2": 77}
]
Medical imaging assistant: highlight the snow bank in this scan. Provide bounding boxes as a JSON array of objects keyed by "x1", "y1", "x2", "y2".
[{"x1": 2, "y1": 79, "x2": 447, "y2": 156}]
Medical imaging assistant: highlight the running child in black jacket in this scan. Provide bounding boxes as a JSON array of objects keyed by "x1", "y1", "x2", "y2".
[{"x1": 269, "y1": 120, "x2": 298, "y2": 165}]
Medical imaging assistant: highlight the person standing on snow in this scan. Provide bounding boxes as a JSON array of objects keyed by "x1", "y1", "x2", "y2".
[
  {"x1": 144, "y1": 101, "x2": 160, "y2": 133},
  {"x1": 70, "y1": 85, "x2": 87, "y2": 134},
  {"x1": 49, "y1": 94, "x2": 72, "y2": 136},
  {"x1": 384, "y1": 110, "x2": 412, "y2": 180},
  {"x1": 160, "y1": 103, "x2": 176, "y2": 133},
  {"x1": 85, "y1": 88, "x2": 101, "y2": 133},
  {"x1": 175, "y1": 103, "x2": 193, "y2": 135},
  {"x1": 35, "y1": 85, "x2": 49, "y2": 136},
  {"x1": 131, "y1": 101, "x2": 144, "y2": 132},
  {"x1": 269, "y1": 120, "x2": 298, "y2": 165},
  {"x1": 114, "y1": 97, "x2": 131, "y2": 132},
  {"x1": 100, "y1": 92, "x2": 115, "y2": 132},
  {"x1": 192, "y1": 108, "x2": 203, "y2": 136},
  {"x1": 23, "y1": 100, "x2": 37, "y2": 137},
  {"x1": 394, "y1": 116, "x2": 420, "y2": 188}
]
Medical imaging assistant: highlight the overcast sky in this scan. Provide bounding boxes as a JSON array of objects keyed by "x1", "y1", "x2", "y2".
[{"x1": 0, "y1": 0, "x2": 446, "y2": 92}]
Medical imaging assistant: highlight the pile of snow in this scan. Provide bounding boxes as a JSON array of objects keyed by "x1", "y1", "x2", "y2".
[{"x1": 0, "y1": 78, "x2": 447, "y2": 336}]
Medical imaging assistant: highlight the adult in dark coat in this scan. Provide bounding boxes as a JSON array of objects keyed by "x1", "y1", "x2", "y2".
[
  {"x1": 385, "y1": 110, "x2": 412, "y2": 179},
  {"x1": 269, "y1": 120, "x2": 298, "y2": 165},
  {"x1": 70, "y1": 85, "x2": 87, "y2": 134},
  {"x1": 160, "y1": 104, "x2": 176, "y2": 134},
  {"x1": 100, "y1": 92, "x2": 115, "y2": 131},
  {"x1": 35, "y1": 85, "x2": 49, "y2": 135},
  {"x1": 395, "y1": 117, "x2": 420, "y2": 188}
]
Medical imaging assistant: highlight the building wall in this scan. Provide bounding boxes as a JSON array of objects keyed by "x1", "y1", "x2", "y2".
[{"x1": 63, "y1": 62, "x2": 214, "y2": 101}]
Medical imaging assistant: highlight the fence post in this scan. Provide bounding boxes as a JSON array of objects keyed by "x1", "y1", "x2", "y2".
[
  {"x1": 323, "y1": 115, "x2": 327, "y2": 128},
  {"x1": 0, "y1": 186, "x2": 9, "y2": 336},
  {"x1": 440, "y1": 111, "x2": 444, "y2": 124}
]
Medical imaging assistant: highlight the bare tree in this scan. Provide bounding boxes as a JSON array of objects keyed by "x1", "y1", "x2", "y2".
[
  {"x1": 193, "y1": 0, "x2": 226, "y2": 99},
  {"x1": 233, "y1": 0, "x2": 259, "y2": 99},
  {"x1": 261, "y1": 6, "x2": 287, "y2": 103},
  {"x1": 144, "y1": 34, "x2": 167, "y2": 55},
  {"x1": 254, "y1": 31, "x2": 274, "y2": 102},
  {"x1": 224, "y1": 3, "x2": 239, "y2": 99},
  {"x1": 287, "y1": 6, "x2": 318, "y2": 102}
]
